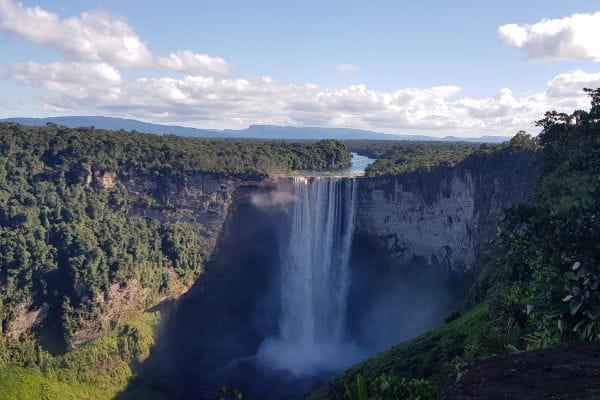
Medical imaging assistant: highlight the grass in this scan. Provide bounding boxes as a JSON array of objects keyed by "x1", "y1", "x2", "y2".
[
  {"x1": 0, "y1": 366, "x2": 113, "y2": 400},
  {"x1": 0, "y1": 312, "x2": 168, "y2": 400}
]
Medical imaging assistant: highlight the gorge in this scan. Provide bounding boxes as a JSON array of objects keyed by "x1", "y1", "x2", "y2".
[{"x1": 127, "y1": 148, "x2": 537, "y2": 399}]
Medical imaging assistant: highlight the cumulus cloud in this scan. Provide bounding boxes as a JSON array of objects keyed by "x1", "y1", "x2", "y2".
[
  {"x1": 5, "y1": 62, "x2": 122, "y2": 101},
  {"x1": 498, "y1": 11, "x2": 600, "y2": 61},
  {"x1": 157, "y1": 51, "x2": 232, "y2": 75},
  {"x1": 338, "y1": 63, "x2": 360, "y2": 73},
  {"x1": 3, "y1": 58, "x2": 596, "y2": 135},
  {"x1": 546, "y1": 70, "x2": 600, "y2": 101},
  {"x1": 0, "y1": 0, "x2": 232, "y2": 74}
]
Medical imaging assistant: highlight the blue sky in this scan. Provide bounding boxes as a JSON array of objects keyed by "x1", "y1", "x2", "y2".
[{"x1": 0, "y1": 0, "x2": 599, "y2": 136}]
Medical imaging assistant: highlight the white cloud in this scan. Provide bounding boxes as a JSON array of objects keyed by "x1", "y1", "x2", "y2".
[
  {"x1": 0, "y1": 0, "x2": 232, "y2": 74},
  {"x1": 546, "y1": 70, "x2": 600, "y2": 100},
  {"x1": 157, "y1": 51, "x2": 233, "y2": 75},
  {"x1": 338, "y1": 63, "x2": 360, "y2": 73},
  {"x1": 6, "y1": 62, "x2": 122, "y2": 101},
  {"x1": 3, "y1": 59, "x2": 597, "y2": 136},
  {"x1": 498, "y1": 11, "x2": 600, "y2": 61}
]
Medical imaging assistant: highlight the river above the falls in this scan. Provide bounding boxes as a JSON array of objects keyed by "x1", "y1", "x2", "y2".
[{"x1": 298, "y1": 152, "x2": 375, "y2": 178}]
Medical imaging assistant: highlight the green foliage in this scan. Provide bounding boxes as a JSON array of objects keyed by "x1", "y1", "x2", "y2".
[
  {"x1": 346, "y1": 134, "x2": 537, "y2": 178},
  {"x1": 331, "y1": 373, "x2": 438, "y2": 400},
  {"x1": 358, "y1": 141, "x2": 480, "y2": 177},
  {"x1": 341, "y1": 375, "x2": 368, "y2": 400},
  {"x1": 0, "y1": 366, "x2": 113, "y2": 400},
  {"x1": 560, "y1": 261, "x2": 600, "y2": 340},
  {"x1": 219, "y1": 386, "x2": 244, "y2": 400},
  {"x1": 508, "y1": 131, "x2": 538, "y2": 150},
  {"x1": 497, "y1": 88, "x2": 600, "y2": 343},
  {"x1": 160, "y1": 223, "x2": 207, "y2": 284},
  {"x1": 368, "y1": 375, "x2": 439, "y2": 400}
]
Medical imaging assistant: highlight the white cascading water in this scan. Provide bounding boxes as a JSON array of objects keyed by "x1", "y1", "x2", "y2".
[{"x1": 258, "y1": 176, "x2": 363, "y2": 377}]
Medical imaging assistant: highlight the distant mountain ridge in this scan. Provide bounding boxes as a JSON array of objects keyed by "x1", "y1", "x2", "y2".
[{"x1": 1, "y1": 116, "x2": 511, "y2": 142}]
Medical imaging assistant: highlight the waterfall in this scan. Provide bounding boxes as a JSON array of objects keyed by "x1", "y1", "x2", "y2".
[{"x1": 258, "y1": 176, "x2": 362, "y2": 377}]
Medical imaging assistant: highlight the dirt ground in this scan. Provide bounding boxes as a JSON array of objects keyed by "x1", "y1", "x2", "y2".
[{"x1": 440, "y1": 341, "x2": 600, "y2": 399}]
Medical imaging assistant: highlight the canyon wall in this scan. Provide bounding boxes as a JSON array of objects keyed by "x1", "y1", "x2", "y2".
[
  {"x1": 11, "y1": 149, "x2": 537, "y2": 347},
  {"x1": 355, "y1": 149, "x2": 539, "y2": 272},
  {"x1": 123, "y1": 173, "x2": 240, "y2": 253}
]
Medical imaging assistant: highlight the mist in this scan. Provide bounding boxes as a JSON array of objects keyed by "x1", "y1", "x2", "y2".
[{"x1": 249, "y1": 183, "x2": 297, "y2": 209}]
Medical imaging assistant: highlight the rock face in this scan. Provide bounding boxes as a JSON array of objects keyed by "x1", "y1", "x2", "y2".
[
  {"x1": 355, "y1": 150, "x2": 539, "y2": 271},
  {"x1": 66, "y1": 172, "x2": 244, "y2": 347},
  {"x1": 5, "y1": 301, "x2": 49, "y2": 338},
  {"x1": 123, "y1": 174, "x2": 240, "y2": 253},
  {"x1": 9, "y1": 169, "x2": 245, "y2": 346}
]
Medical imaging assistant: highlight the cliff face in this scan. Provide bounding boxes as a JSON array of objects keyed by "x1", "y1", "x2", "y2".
[
  {"x1": 123, "y1": 174, "x2": 239, "y2": 253},
  {"x1": 357, "y1": 170, "x2": 475, "y2": 271},
  {"x1": 355, "y1": 150, "x2": 539, "y2": 271}
]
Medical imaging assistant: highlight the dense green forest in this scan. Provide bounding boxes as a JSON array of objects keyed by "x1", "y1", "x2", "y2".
[
  {"x1": 0, "y1": 123, "x2": 351, "y2": 179},
  {"x1": 313, "y1": 89, "x2": 600, "y2": 399},
  {"x1": 0, "y1": 123, "x2": 351, "y2": 351},
  {"x1": 346, "y1": 140, "x2": 483, "y2": 177}
]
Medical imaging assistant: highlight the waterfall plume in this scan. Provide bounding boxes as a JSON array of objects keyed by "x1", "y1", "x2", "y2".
[{"x1": 258, "y1": 176, "x2": 363, "y2": 377}]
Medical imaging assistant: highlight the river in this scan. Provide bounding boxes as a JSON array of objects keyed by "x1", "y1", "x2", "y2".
[{"x1": 298, "y1": 152, "x2": 375, "y2": 178}]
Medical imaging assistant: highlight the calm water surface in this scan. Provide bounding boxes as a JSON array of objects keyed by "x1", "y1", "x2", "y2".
[{"x1": 298, "y1": 152, "x2": 375, "y2": 178}]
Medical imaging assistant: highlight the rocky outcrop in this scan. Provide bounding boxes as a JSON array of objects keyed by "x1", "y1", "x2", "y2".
[
  {"x1": 356, "y1": 149, "x2": 539, "y2": 271},
  {"x1": 123, "y1": 174, "x2": 239, "y2": 253},
  {"x1": 95, "y1": 171, "x2": 117, "y2": 189},
  {"x1": 5, "y1": 301, "x2": 49, "y2": 338},
  {"x1": 67, "y1": 273, "x2": 191, "y2": 348},
  {"x1": 72, "y1": 164, "x2": 117, "y2": 189}
]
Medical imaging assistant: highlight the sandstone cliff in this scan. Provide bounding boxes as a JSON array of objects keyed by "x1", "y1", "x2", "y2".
[{"x1": 355, "y1": 149, "x2": 538, "y2": 271}]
